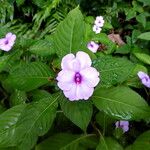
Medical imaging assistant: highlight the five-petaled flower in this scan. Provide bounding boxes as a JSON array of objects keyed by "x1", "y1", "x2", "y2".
[
  {"x1": 137, "y1": 71, "x2": 150, "y2": 88},
  {"x1": 0, "y1": 32, "x2": 16, "y2": 52},
  {"x1": 95, "y1": 16, "x2": 105, "y2": 27},
  {"x1": 115, "y1": 120, "x2": 129, "y2": 133},
  {"x1": 93, "y1": 25, "x2": 102, "y2": 34},
  {"x1": 57, "y1": 51, "x2": 100, "y2": 101},
  {"x1": 87, "y1": 41, "x2": 99, "y2": 53}
]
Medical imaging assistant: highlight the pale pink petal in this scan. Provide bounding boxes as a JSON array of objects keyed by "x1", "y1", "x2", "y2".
[
  {"x1": 87, "y1": 41, "x2": 99, "y2": 53},
  {"x1": 63, "y1": 83, "x2": 94, "y2": 101},
  {"x1": 0, "y1": 43, "x2": 12, "y2": 51},
  {"x1": 61, "y1": 54, "x2": 75, "y2": 70},
  {"x1": 0, "y1": 39, "x2": 6, "y2": 45},
  {"x1": 93, "y1": 25, "x2": 102, "y2": 34},
  {"x1": 6, "y1": 32, "x2": 13, "y2": 38},
  {"x1": 76, "y1": 83, "x2": 94, "y2": 100},
  {"x1": 76, "y1": 51, "x2": 92, "y2": 69},
  {"x1": 70, "y1": 59, "x2": 81, "y2": 72},
  {"x1": 57, "y1": 81, "x2": 73, "y2": 91},
  {"x1": 63, "y1": 84, "x2": 77, "y2": 101},
  {"x1": 96, "y1": 16, "x2": 104, "y2": 21},
  {"x1": 137, "y1": 71, "x2": 149, "y2": 79},
  {"x1": 80, "y1": 67, "x2": 100, "y2": 87},
  {"x1": 94, "y1": 16, "x2": 104, "y2": 27},
  {"x1": 61, "y1": 54, "x2": 80, "y2": 71},
  {"x1": 10, "y1": 35, "x2": 16, "y2": 42},
  {"x1": 56, "y1": 70, "x2": 74, "y2": 83}
]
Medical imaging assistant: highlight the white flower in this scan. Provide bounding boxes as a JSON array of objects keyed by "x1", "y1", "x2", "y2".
[
  {"x1": 87, "y1": 41, "x2": 99, "y2": 53},
  {"x1": 57, "y1": 51, "x2": 100, "y2": 101},
  {"x1": 93, "y1": 25, "x2": 102, "y2": 34},
  {"x1": 0, "y1": 32, "x2": 16, "y2": 52},
  {"x1": 95, "y1": 16, "x2": 105, "y2": 27}
]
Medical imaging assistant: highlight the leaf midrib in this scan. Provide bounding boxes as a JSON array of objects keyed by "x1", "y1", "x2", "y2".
[
  {"x1": 19, "y1": 95, "x2": 60, "y2": 144},
  {"x1": 60, "y1": 134, "x2": 96, "y2": 150},
  {"x1": 93, "y1": 96, "x2": 149, "y2": 112}
]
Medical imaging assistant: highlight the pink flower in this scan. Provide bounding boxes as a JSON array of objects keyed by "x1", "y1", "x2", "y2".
[
  {"x1": 0, "y1": 32, "x2": 16, "y2": 52},
  {"x1": 137, "y1": 71, "x2": 150, "y2": 88},
  {"x1": 93, "y1": 25, "x2": 102, "y2": 34},
  {"x1": 115, "y1": 120, "x2": 129, "y2": 133},
  {"x1": 95, "y1": 16, "x2": 105, "y2": 27},
  {"x1": 57, "y1": 51, "x2": 100, "y2": 101},
  {"x1": 87, "y1": 41, "x2": 99, "y2": 53}
]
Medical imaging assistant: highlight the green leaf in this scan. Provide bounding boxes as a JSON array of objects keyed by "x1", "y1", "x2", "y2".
[
  {"x1": 93, "y1": 55, "x2": 135, "y2": 87},
  {"x1": 36, "y1": 133, "x2": 97, "y2": 150},
  {"x1": 126, "y1": 9, "x2": 136, "y2": 21},
  {"x1": 0, "y1": 50, "x2": 23, "y2": 72},
  {"x1": 60, "y1": 97, "x2": 93, "y2": 131},
  {"x1": 137, "y1": 0, "x2": 150, "y2": 6},
  {"x1": 29, "y1": 39, "x2": 55, "y2": 56},
  {"x1": 115, "y1": 44, "x2": 130, "y2": 54},
  {"x1": 30, "y1": 90, "x2": 52, "y2": 102},
  {"x1": 134, "y1": 53, "x2": 150, "y2": 65},
  {"x1": 136, "y1": 13, "x2": 146, "y2": 28},
  {"x1": 16, "y1": 96, "x2": 59, "y2": 150},
  {"x1": 96, "y1": 112, "x2": 115, "y2": 134},
  {"x1": 5, "y1": 62, "x2": 54, "y2": 91},
  {"x1": 92, "y1": 86, "x2": 150, "y2": 120},
  {"x1": 138, "y1": 32, "x2": 150, "y2": 40},
  {"x1": 0, "y1": 105, "x2": 26, "y2": 147},
  {"x1": 96, "y1": 137, "x2": 123, "y2": 150},
  {"x1": 0, "y1": 56, "x2": 9, "y2": 72},
  {"x1": 0, "y1": 105, "x2": 6, "y2": 114},
  {"x1": 131, "y1": 130, "x2": 150, "y2": 150},
  {"x1": 10, "y1": 90, "x2": 26, "y2": 106},
  {"x1": 54, "y1": 7, "x2": 85, "y2": 58},
  {"x1": 93, "y1": 33, "x2": 116, "y2": 54},
  {"x1": 16, "y1": 0, "x2": 25, "y2": 6}
]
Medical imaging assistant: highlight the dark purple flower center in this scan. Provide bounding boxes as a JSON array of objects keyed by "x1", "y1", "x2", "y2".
[
  {"x1": 4, "y1": 40, "x2": 9, "y2": 45},
  {"x1": 144, "y1": 77, "x2": 149, "y2": 82},
  {"x1": 90, "y1": 44, "x2": 94, "y2": 48},
  {"x1": 74, "y1": 72, "x2": 82, "y2": 84}
]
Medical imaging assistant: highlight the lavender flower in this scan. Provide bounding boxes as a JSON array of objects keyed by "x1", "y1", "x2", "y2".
[
  {"x1": 93, "y1": 25, "x2": 102, "y2": 34},
  {"x1": 137, "y1": 71, "x2": 150, "y2": 88},
  {"x1": 115, "y1": 120, "x2": 129, "y2": 133},
  {"x1": 57, "y1": 51, "x2": 100, "y2": 101},
  {"x1": 94, "y1": 16, "x2": 105, "y2": 27},
  {"x1": 87, "y1": 41, "x2": 99, "y2": 53},
  {"x1": 0, "y1": 32, "x2": 16, "y2": 52}
]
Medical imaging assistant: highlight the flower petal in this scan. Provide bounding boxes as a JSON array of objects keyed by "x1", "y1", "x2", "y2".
[
  {"x1": 137, "y1": 71, "x2": 149, "y2": 79},
  {"x1": 5, "y1": 32, "x2": 13, "y2": 38},
  {"x1": 76, "y1": 51, "x2": 92, "y2": 69},
  {"x1": 64, "y1": 83, "x2": 94, "y2": 101},
  {"x1": 141, "y1": 78, "x2": 150, "y2": 88},
  {"x1": 63, "y1": 84, "x2": 77, "y2": 101},
  {"x1": 87, "y1": 41, "x2": 99, "y2": 53},
  {"x1": 56, "y1": 70, "x2": 74, "y2": 83},
  {"x1": 80, "y1": 67, "x2": 100, "y2": 87},
  {"x1": 122, "y1": 125, "x2": 129, "y2": 132},
  {"x1": 61, "y1": 53, "x2": 75, "y2": 70},
  {"x1": 76, "y1": 83, "x2": 94, "y2": 100},
  {"x1": 57, "y1": 81, "x2": 73, "y2": 91}
]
